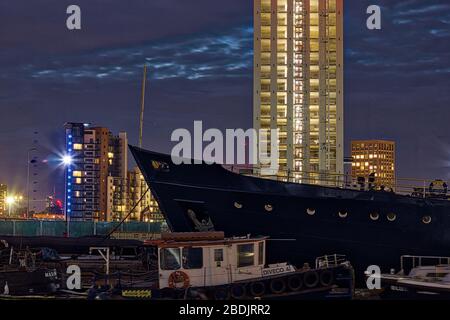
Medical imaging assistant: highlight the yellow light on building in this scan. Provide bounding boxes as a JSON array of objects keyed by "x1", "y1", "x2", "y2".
[
  {"x1": 351, "y1": 140, "x2": 396, "y2": 189},
  {"x1": 254, "y1": 0, "x2": 344, "y2": 185}
]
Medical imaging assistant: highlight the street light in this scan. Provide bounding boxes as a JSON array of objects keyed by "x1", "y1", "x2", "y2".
[
  {"x1": 62, "y1": 155, "x2": 73, "y2": 166},
  {"x1": 61, "y1": 154, "x2": 73, "y2": 237},
  {"x1": 6, "y1": 196, "x2": 15, "y2": 217},
  {"x1": 27, "y1": 147, "x2": 37, "y2": 219}
]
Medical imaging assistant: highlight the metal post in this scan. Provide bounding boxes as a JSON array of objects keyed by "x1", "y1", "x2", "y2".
[
  {"x1": 27, "y1": 151, "x2": 31, "y2": 219},
  {"x1": 106, "y1": 249, "x2": 110, "y2": 277},
  {"x1": 90, "y1": 247, "x2": 110, "y2": 286},
  {"x1": 423, "y1": 180, "x2": 426, "y2": 199},
  {"x1": 139, "y1": 65, "x2": 148, "y2": 148},
  {"x1": 65, "y1": 168, "x2": 68, "y2": 235},
  {"x1": 26, "y1": 148, "x2": 37, "y2": 219}
]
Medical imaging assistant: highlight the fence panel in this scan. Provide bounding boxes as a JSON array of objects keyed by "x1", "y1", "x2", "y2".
[
  {"x1": 42, "y1": 221, "x2": 66, "y2": 237},
  {"x1": 68, "y1": 221, "x2": 94, "y2": 237},
  {"x1": 13, "y1": 221, "x2": 40, "y2": 236},
  {"x1": 0, "y1": 220, "x2": 14, "y2": 235},
  {"x1": 95, "y1": 222, "x2": 120, "y2": 236},
  {"x1": 0, "y1": 220, "x2": 164, "y2": 237}
]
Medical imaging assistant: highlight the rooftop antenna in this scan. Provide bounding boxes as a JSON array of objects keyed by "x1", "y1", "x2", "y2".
[{"x1": 139, "y1": 64, "x2": 148, "y2": 148}]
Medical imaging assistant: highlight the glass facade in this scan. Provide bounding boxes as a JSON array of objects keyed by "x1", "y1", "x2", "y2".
[{"x1": 254, "y1": 0, "x2": 343, "y2": 185}]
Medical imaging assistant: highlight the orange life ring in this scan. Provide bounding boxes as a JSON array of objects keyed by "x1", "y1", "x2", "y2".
[{"x1": 168, "y1": 271, "x2": 190, "y2": 289}]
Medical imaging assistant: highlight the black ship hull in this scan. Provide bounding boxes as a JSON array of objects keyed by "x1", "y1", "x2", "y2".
[
  {"x1": 0, "y1": 269, "x2": 59, "y2": 296},
  {"x1": 130, "y1": 146, "x2": 450, "y2": 281}
]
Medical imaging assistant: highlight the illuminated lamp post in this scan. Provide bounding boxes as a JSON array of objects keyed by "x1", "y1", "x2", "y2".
[
  {"x1": 62, "y1": 153, "x2": 73, "y2": 236},
  {"x1": 6, "y1": 196, "x2": 15, "y2": 217},
  {"x1": 26, "y1": 147, "x2": 37, "y2": 219}
]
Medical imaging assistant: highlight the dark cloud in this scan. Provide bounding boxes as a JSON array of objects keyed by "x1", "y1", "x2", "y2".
[
  {"x1": 21, "y1": 26, "x2": 253, "y2": 82},
  {"x1": 345, "y1": 0, "x2": 450, "y2": 180}
]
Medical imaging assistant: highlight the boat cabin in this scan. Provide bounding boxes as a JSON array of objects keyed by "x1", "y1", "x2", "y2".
[{"x1": 144, "y1": 232, "x2": 292, "y2": 289}]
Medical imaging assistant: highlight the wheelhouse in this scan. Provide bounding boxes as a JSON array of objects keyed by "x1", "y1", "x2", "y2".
[{"x1": 144, "y1": 232, "x2": 269, "y2": 289}]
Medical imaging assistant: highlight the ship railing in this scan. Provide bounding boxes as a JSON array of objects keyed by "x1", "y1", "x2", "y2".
[
  {"x1": 315, "y1": 254, "x2": 348, "y2": 269},
  {"x1": 400, "y1": 255, "x2": 450, "y2": 272},
  {"x1": 237, "y1": 167, "x2": 449, "y2": 200}
]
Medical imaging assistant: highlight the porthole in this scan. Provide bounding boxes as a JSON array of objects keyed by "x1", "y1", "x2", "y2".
[
  {"x1": 422, "y1": 216, "x2": 432, "y2": 224},
  {"x1": 370, "y1": 212, "x2": 380, "y2": 221},
  {"x1": 387, "y1": 213, "x2": 397, "y2": 222},
  {"x1": 338, "y1": 211, "x2": 348, "y2": 219},
  {"x1": 265, "y1": 204, "x2": 273, "y2": 212},
  {"x1": 307, "y1": 208, "x2": 316, "y2": 216},
  {"x1": 234, "y1": 202, "x2": 243, "y2": 209}
]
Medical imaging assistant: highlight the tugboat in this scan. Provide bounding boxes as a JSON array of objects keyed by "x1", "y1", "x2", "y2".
[
  {"x1": 129, "y1": 146, "x2": 450, "y2": 282},
  {"x1": 373, "y1": 255, "x2": 450, "y2": 300},
  {"x1": 0, "y1": 242, "x2": 59, "y2": 297},
  {"x1": 97, "y1": 232, "x2": 354, "y2": 300}
]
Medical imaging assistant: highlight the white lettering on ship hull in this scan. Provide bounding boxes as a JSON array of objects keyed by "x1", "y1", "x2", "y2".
[{"x1": 262, "y1": 264, "x2": 295, "y2": 277}]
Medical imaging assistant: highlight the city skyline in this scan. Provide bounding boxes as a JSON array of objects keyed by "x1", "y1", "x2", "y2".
[{"x1": 1, "y1": 0, "x2": 450, "y2": 202}]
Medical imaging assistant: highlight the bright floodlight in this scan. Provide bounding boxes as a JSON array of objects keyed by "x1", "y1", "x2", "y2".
[
  {"x1": 62, "y1": 155, "x2": 73, "y2": 166},
  {"x1": 6, "y1": 196, "x2": 15, "y2": 205}
]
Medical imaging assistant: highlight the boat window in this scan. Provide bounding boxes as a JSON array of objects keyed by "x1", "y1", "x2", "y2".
[
  {"x1": 214, "y1": 249, "x2": 224, "y2": 262},
  {"x1": 237, "y1": 244, "x2": 255, "y2": 268},
  {"x1": 182, "y1": 247, "x2": 203, "y2": 269},
  {"x1": 160, "y1": 248, "x2": 181, "y2": 270},
  {"x1": 258, "y1": 242, "x2": 264, "y2": 265}
]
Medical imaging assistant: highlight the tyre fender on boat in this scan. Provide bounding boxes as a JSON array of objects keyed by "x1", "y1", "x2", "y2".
[
  {"x1": 213, "y1": 286, "x2": 230, "y2": 300},
  {"x1": 230, "y1": 283, "x2": 247, "y2": 299},
  {"x1": 287, "y1": 274, "x2": 303, "y2": 292},
  {"x1": 319, "y1": 270, "x2": 334, "y2": 287},
  {"x1": 269, "y1": 278, "x2": 286, "y2": 294},
  {"x1": 249, "y1": 281, "x2": 266, "y2": 297},
  {"x1": 304, "y1": 271, "x2": 320, "y2": 288}
]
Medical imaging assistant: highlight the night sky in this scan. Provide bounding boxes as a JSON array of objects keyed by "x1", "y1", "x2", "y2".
[{"x1": 1, "y1": 0, "x2": 450, "y2": 203}]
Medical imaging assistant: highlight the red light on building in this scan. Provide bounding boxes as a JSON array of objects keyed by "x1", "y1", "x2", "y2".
[{"x1": 55, "y1": 199, "x2": 63, "y2": 208}]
